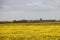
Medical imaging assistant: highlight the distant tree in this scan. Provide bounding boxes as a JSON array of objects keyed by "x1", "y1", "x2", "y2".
[
  {"x1": 40, "y1": 18, "x2": 43, "y2": 22},
  {"x1": 20, "y1": 20, "x2": 28, "y2": 23},
  {"x1": 13, "y1": 20, "x2": 17, "y2": 23}
]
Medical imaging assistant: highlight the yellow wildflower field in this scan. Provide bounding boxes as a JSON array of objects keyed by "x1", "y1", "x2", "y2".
[{"x1": 0, "y1": 23, "x2": 60, "y2": 40}]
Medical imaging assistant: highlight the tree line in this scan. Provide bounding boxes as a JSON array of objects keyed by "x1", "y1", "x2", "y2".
[{"x1": 0, "y1": 18, "x2": 60, "y2": 23}]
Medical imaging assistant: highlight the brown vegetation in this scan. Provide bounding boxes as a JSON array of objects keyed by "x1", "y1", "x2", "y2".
[{"x1": 0, "y1": 18, "x2": 60, "y2": 23}]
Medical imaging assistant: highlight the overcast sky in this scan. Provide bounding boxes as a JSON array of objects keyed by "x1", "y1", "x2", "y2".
[{"x1": 0, "y1": 0, "x2": 60, "y2": 21}]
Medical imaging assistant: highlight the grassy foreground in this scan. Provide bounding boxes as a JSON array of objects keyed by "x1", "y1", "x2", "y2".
[{"x1": 0, "y1": 23, "x2": 60, "y2": 40}]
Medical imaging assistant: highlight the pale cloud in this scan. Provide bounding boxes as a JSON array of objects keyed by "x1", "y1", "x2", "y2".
[
  {"x1": 56, "y1": 0, "x2": 60, "y2": 5},
  {"x1": 0, "y1": 0, "x2": 60, "y2": 21},
  {"x1": 26, "y1": 0, "x2": 58, "y2": 9}
]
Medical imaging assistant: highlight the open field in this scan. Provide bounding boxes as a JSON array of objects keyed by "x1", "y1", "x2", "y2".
[{"x1": 0, "y1": 22, "x2": 60, "y2": 40}]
